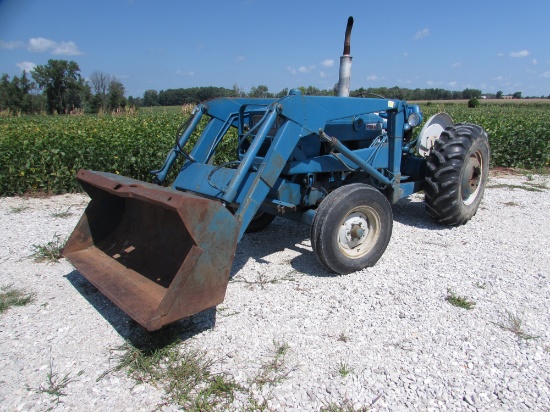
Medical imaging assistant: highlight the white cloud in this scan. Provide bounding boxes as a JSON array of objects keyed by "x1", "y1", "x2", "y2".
[
  {"x1": 426, "y1": 80, "x2": 443, "y2": 86},
  {"x1": 28, "y1": 37, "x2": 57, "y2": 52},
  {"x1": 448, "y1": 81, "x2": 458, "y2": 87},
  {"x1": 234, "y1": 55, "x2": 245, "y2": 62},
  {"x1": 287, "y1": 66, "x2": 297, "y2": 75},
  {"x1": 510, "y1": 50, "x2": 529, "y2": 58},
  {"x1": 0, "y1": 39, "x2": 24, "y2": 49},
  {"x1": 52, "y1": 41, "x2": 82, "y2": 55},
  {"x1": 403, "y1": 52, "x2": 409, "y2": 58},
  {"x1": 319, "y1": 71, "x2": 327, "y2": 78},
  {"x1": 366, "y1": 75, "x2": 378, "y2": 81},
  {"x1": 28, "y1": 37, "x2": 83, "y2": 55},
  {"x1": 298, "y1": 66, "x2": 309, "y2": 74},
  {"x1": 452, "y1": 62, "x2": 462, "y2": 68},
  {"x1": 175, "y1": 70, "x2": 194, "y2": 76},
  {"x1": 532, "y1": 59, "x2": 538, "y2": 65},
  {"x1": 492, "y1": 76, "x2": 509, "y2": 81},
  {"x1": 321, "y1": 59, "x2": 334, "y2": 68},
  {"x1": 16, "y1": 61, "x2": 36, "y2": 72},
  {"x1": 414, "y1": 28, "x2": 430, "y2": 40},
  {"x1": 540, "y1": 71, "x2": 550, "y2": 78},
  {"x1": 497, "y1": 52, "x2": 505, "y2": 57}
]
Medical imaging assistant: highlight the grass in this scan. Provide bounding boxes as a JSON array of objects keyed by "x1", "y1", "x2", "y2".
[
  {"x1": 51, "y1": 207, "x2": 73, "y2": 218},
  {"x1": 28, "y1": 352, "x2": 83, "y2": 409},
  {"x1": 8, "y1": 205, "x2": 29, "y2": 214},
  {"x1": 100, "y1": 332, "x2": 242, "y2": 411},
  {"x1": 445, "y1": 289, "x2": 476, "y2": 310},
  {"x1": 231, "y1": 270, "x2": 298, "y2": 289},
  {"x1": 493, "y1": 311, "x2": 540, "y2": 340},
  {"x1": 101, "y1": 334, "x2": 297, "y2": 411},
  {"x1": 320, "y1": 393, "x2": 383, "y2": 411},
  {"x1": 0, "y1": 284, "x2": 35, "y2": 313},
  {"x1": 337, "y1": 361, "x2": 353, "y2": 378},
  {"x1": 337, "y1": 332, "x2": 350, "y2": 343},
  {"x1": 251, "y1": 341, "x2": 292, "y2": 388},
  {"x1": 487, "y1": 183, "x2": 545, "y2": 192},
  {"x1": 31, "y1": 234, "x2": 65, "y2": 262}
]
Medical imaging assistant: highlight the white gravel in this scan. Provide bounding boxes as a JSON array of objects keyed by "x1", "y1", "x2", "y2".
[{"x1": 0, "y1": 171, "x2": 549, "y2": 411}]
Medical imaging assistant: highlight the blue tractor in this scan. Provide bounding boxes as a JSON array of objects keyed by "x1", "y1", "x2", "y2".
[{"x1": 63, "y1": 18, "x2": 489, "y2": 330}]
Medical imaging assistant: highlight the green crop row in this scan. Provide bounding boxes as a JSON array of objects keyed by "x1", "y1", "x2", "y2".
[
  {"x1": 420, "y1": 103, "x2": 550, "y2": 169},
  {"x1": 0, "y1": 113, "x2": 185, "y2": 195},
  {"x1": 0, "y1": 103, "x2": 549, "y2": 196}
]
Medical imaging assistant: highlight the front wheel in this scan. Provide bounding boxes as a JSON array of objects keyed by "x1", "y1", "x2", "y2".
[
  {"x1": 311, "y1": 183, "x2": 393, "y2": 274},
  {"x1": 424, "y1": 123, "x2": 490, "y2": 225}
]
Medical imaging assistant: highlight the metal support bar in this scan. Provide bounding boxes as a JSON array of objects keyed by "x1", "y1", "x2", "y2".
[
  {"x1": 221, "y1": 106, "x2": 279, "y2": 203},
  {"x1": 151, "y1": 106, "x2": 205, "y2": 184},
  {"x1": 319, "y1": 130, "x2": 392, "y2": 186}
]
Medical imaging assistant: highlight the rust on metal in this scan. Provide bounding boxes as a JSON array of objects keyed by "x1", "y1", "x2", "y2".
[{"x1": 63, "y1": 169, "x2": 240, "y2": 331}]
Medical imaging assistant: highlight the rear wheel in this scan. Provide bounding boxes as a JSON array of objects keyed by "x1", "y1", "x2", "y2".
[
  {"x1": 245, "y1": 211, "x2": 276, "y2": 233},
  {"x1": 311, "y1": 183, "x2": 393, "y2": 274},
  {"x1": 424, "y1": 123, "x2": 490, "y2": 225}
]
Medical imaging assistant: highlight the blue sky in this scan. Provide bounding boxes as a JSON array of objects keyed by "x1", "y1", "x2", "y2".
[{"x1": 1, "y1": 0, "x2": 549, "y2": 98}]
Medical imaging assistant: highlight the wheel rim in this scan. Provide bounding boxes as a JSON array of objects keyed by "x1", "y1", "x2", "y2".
[
  {"x1": 462, "y1": 150, "x2": 483, "y2": 206},
  {"x1": 337, "y1": 207, "x2": 380, "y2": 258}
]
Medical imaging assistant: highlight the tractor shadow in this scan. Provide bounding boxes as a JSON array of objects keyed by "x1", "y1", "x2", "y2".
[
  {"x1": 65, "y1": 270, "x2": 216, "y2": 347},
  {"x1": 231, "y1": 197, "x2": 448, "y2": 278}
]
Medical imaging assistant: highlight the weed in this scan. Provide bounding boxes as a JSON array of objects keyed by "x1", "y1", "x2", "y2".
[
  {"x1": 51, "y1": 207, "x2": 73, "y2": 218},
  {"x1": 337, "y1": 333, "x2": 350, "y2": 343},
  {"x1": 100, "y1": 333, "x2": 242, "y2": 411},
  {"x1": 487, "y1": 183, "x2": 544, "y2": 192},
  {"x1": 231, "y1": 270, "x2": 297, "y2": 289},
  {"x1": 493, "y1": 311, "x2": 539, "y2": 340},
  {"x1": 0, "y1": 285, "x2": 35, "y2": 313},
  {"x1": 251, "y1": 341, "x2": 292, "y2": 388},
  {"x1": 474, "y1": 281, "x2": 488, "y2": 289},
  {"x1": 8, "y1": 205, "x2": 28, "y2": 214},
  {"x1": 321, "y1": 393, "x2": 382, "y2": 411},
  {"x1": 244, "y1": 340, "x2": 295, "y2": 410},
  {"x1": 337, "y1": 361, "x2": 353, "y2": 378},
  {"x1": 31, "y1": 234, "x2": 65, "y2": 263},
  {"x1": 28, "y1": 353, "x2": 83, "y2": 408},
  {"x1": 445, "y1": 289, "x2": 476, "y2": 310},
  {"x1": 216, "y1": 306, "x2": 241, "y2": 317}
]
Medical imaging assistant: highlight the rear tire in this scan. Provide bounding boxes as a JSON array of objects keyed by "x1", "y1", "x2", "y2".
[
  {"x1": 311, "y1": 183, "x2": 393, "y2": 274},
  {"x1": 245, "y1": 211, "x2": 276, "y2": 233},
  {"x1": 424, "y1": 123, "x2": 490, "y2": 225}
]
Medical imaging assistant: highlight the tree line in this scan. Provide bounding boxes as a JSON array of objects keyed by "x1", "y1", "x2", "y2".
[
  {"x1": 0, "y1": 59, "x2": 125, "y2": 114},
  {"x1": 1, "y1": 58, "x2": 544, "y2": 115}
]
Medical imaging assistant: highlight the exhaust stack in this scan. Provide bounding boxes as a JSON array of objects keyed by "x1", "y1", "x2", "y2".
[{"x1": 337, "y1": 16, "x2": 354, "y2": 97}]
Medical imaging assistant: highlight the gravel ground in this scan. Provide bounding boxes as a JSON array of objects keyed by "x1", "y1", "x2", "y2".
[{"x1": 0, "y1": 171, "x2": 549, "y2": 411}]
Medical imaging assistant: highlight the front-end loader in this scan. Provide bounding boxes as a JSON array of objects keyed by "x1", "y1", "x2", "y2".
[{"x1": 63, "y1": 17, "x2": 489, "y2": 330}]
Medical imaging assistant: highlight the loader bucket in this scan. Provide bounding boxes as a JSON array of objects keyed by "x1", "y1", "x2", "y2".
[{"x1": 62, "y1": 169, "x2": 240, "y2": 331}]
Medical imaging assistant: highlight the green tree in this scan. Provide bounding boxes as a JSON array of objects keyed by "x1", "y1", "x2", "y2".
[
  {"x1": 496, "y1": 90, "x2": 503, "y2": 99},
  {"x1": 143, "y1": 89, "x2": 159, "y2": 106},
  {"x1": 513, "y1": 91, "x2": 522, "y2": 99},
  {"x1": 89, "y1": 71, "x2": 111, "y2": 112},
  {"x1": 108, "y1": 79, "x2": 126, "y2": 110},
  {"x1": 31, "y1": 59, "x2": 83, "y2": 114},
  {"x1": 0, "y1": 71, "x2": 40, "y2": 113},
  {"x1": 249, "y1": 85, "x2": 270, "y2": 98}
]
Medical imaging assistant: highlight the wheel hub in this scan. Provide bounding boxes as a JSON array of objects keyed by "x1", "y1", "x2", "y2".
[
  {"x1": 338, "y1": 212, "x2": 369, "y2": 254},
  {"x1": 462, "y1": 151, "x2": 483, "y2": 205}
]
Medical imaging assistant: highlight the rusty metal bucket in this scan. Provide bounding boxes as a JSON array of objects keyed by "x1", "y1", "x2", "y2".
[{"x1": 62, "y1": 169, "x2": 240, "y2": 331}]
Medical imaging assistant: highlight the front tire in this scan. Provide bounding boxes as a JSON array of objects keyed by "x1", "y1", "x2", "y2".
[
  {"x1": 424, "y1": 123, "x2": 490, "y2": 225},
  {"x1": 311, "y1": 183, "x2": 393, "y2": 274}
]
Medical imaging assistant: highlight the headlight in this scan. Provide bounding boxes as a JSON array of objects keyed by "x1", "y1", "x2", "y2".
[{"x1": 407, "y1": 112, "x2": 421, "y2": 128}]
